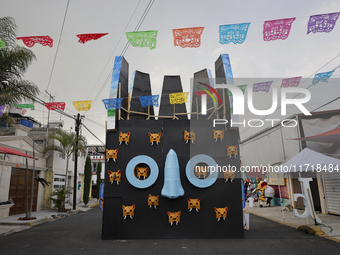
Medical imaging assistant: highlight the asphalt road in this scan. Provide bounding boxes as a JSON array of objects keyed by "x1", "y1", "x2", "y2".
[{"x1": 0, "y1": 207, "x2": 339, "y2": 255}]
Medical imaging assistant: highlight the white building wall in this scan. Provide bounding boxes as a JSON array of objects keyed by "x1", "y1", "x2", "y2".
[
  {"x1": 90, "y1": 155, "x2": 105, "y2": 184},
  {"x1": 240, "y1": 122, "x2": 300, "y2": 167},
  {"x1": 0, "y1": 165, "x2": 12, "y2": 218}
]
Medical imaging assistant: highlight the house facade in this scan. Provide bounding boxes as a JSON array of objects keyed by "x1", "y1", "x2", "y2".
[
  {"x1": 0, "y1": 124, "x2": 47, "y2": 218},
  {"x1": 0, "y1": 122, "x2": 87, "y2": 218}
]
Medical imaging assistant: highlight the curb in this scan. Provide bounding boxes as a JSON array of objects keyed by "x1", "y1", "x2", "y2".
[
  {"x1": 297, "y1": 225, "x2": 340, "y2": 244},
  {"x1": 0, "y1": 217, "x2": 49, "y2": 227},
  {"x1": 89, "y1": 203, "x2": 99, "y2": 208},
  {"x1": 27, "y1": 217, "x2": 49, "y2": 226},
  {"x1": 244, "y1": 210, "x2": 340, "y2": 244}
]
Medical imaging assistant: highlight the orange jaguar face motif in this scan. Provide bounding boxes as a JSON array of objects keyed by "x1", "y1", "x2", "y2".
[
  {"x1": 187, "y1": 198, "x2": 201, "y2": 212},
  {"x1": 224, "y1": 170, "x2": 235, "y2": 183},
  {"x1": 168, "y1": 211, "x2": 181, "y2": 226},
  {"x1": 184, "y1": 130, "x2": 195, "y2": 144},
  {"x1": 122, "y1": 204, "x2": 135, "y2": 219},
  {"x1": 136, "y1": 166, "x2": 149, "y2": 180},
  {"x1": 119, "y1": 131, "x2": 130, "y2": 145},
  {"x1": 212, "y1": 129, "x2": 225, "y2": 142},
  {"x1": 107, "y1": 170, "x2": 121, "y2": 185},
  {"x1": 148, "y1": 194, "x2": 159, "y2": 209},
  {"x1": 149, "y1": 132, "x2": 161, "y2": 145},
  {"x1": 106, "y1": 149, "x2": 118, "y2": 162},
  {"x1": 195, "y1": 165, "x2": 209, "y2": 179},
  {"x1": 214, "y1": 207, "x2": 228, "y2": 221},
  {"x1": 226, "y1": 145, "x2": 238, "y2": 158}
]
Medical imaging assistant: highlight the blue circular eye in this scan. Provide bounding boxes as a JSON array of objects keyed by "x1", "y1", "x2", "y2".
[
  {"x1": 186, "y1": 154, "x2": 218, "y2": 188},
  {"x1": 126, "y1": 155, "x2": 159, "y2": 189}
]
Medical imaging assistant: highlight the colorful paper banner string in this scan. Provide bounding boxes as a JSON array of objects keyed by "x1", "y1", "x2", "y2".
[
  {"x1": 125, "y1": 31, "x2": 158, "y2": 50},
  {"x1": 227, "y1": 85, "x2": 247, "y2": 96},
  {"x1": 253, "y1": 81, "x2": 273, "y2": 93},
  {"x1": 263, "y1": 18, "x2": 296, "y2": 41},
  {"x1": 280, "y1": 76, "x2": 302, "y2": 88},
  {"x1": 0, "y1": 39, "x2": 6, "y2": 48},
  {"x1": 44, "y1": 102, "x2": 66, "y2": 111},
  {"x1": 0, "y1": 105, "x2": 4, "y2": 117},
  {"x1": 13, "y1": 104, "x2": 35, "y2": 110},
  {"x1": 307, "y1": 12, "x2": 340, "y2": 34},
  {"x1": 219, "y1": 23, "x2": 250, "y2": 44},
  {"x1": 76, "y1": 33, "x2": 108, "y2": 44},
  {"x1": 16, "y1": 36, "x2": 53, "y2": 47},
  {"x1": 312, "y1": 71, "x2": 334, "y2": 85},
  {"x1": 139, "y1": 95, "x2": 159, "y2": 108},
  {"x1": 173, "y1": 27, "x2": 204, "y2": 48},
  {"x1": 102, "y1": 98, "x2": 123, "y2": 110},
  {"x1": 169, "y1": 92, "x2": 189, "y2": 105},
  {"x1": 72, "y1": 100, "x2": 92, "y2": 111}
]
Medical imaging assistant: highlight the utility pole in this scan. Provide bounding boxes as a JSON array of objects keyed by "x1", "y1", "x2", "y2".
[
  {"x1": 29, "y1": 143, "x2": 35, "y2": 218},
  {"x1": 73, "y1": 113, "x2": 84, "y2": 210},
  {"x1": 25, "y1": 153, "x2": 28, "y2": 219},
  {"x1": 45, "y1": 90, "x2": 55, "y2": 147}
]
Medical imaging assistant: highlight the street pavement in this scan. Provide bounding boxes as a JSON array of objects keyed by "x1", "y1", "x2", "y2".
[
  {"x1": 1, "y1": 203, "x2": 340, "y2": 255},
  {"x1": 0, "y1": 198, "x2": 98, "y2": 236},
  {"x1": 244, "y1": 203, "x2": 340, "y2": 242}
]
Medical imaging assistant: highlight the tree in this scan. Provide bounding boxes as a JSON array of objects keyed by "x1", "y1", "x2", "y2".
[
  {"x1": 0, "y1": 17, "x2": 39, "y2": 106},
  {"x1": 96, "y1": 161, "x2": 102, "y2": 199},
  {"x1": 44, "y1": 129, "x2": 87, "y2": 188},
  {"x1": 48, "y1": 187, "x2": 72, "y2": 212},
  {"x1": 83, "y1": 156, "x2": 92, "y2": 205}
]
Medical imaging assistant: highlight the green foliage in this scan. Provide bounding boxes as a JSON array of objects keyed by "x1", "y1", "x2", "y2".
[
  {"x1": 48, "y1": 187, "x2": 72, "y2": 212},
  {"x1": 0, "y1": 112, "x2": 12, "y2": 125},
  {"x1": 96, "y1": 161, "x2": 102, "y2": 199},
  {"x1": 44, "y1": 128, "x2": 87, "y2": 187},
  {"x1": 0, "y1": 17, "x2": 39, "y2": 106},
  {"x1": 83, "y1": 156, "x2": 92, "y2": 205}
]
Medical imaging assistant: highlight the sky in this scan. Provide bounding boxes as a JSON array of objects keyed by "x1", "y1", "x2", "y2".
[{"x1": 1, "y1": 0, "x2": 340, "y2": 145}]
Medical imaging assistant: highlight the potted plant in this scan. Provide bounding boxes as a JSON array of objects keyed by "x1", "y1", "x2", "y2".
[{"x1": 48, "y1": 187, "x2": 72, "y2": 212}]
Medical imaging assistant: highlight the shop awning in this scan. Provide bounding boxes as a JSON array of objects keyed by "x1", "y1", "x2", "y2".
[
  {"x1": 290, "y1": 127, "x2": 340, "y2": 144},
  {"x1": 0, "y1": 146, "x2": 36, "y2": 159}
]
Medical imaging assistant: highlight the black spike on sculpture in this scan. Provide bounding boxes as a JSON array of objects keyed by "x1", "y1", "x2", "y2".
[
  {"x1": 191, "y1": 69, "x2": 216, "y2": 120},
  {"x1": 129, "y1": 71, "x2": 155, "y2": 120},
  {"x1": 215, "y1": 55, "x2": 232, "y2": 127},
  {"x1": 119, "y1": 57, "x2": 129, "y2": 120},
  {"x1": 158, "y1": 75, "x2": 187, "y2": 119}
]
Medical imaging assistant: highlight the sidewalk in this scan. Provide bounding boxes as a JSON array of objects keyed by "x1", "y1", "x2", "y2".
[
  {"x1": 244, "y1": 203, "x2": 340, "y2": 242},
  {"x1": 0, "y1": 198, "x2": 99, "y2": 237}
]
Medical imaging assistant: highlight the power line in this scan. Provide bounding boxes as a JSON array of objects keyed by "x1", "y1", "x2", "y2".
[
  {"x1": 311, "y1": 96, "x2": 340, "y2": 112},
  {"x1": 81, "y1": 122, "x2": 104, "y2": 145},
  {"x1": 121, "y1": 0, "x2": 155, "y2": 56},
  {"x1": 30, "y1": 93, "x2": 104, "y2": 143},
  {"x1": 241, "y1": 96, "x2": 340, "y2": 146},
  {"x1": 46, "y1": 0, "x2": 70, "y2": 92},
  {"x1": 85, "y1": 0, "x2": 142, "y2": 101},
  {"x1": 240, "y1": 53, "x2": 340, "y2": 136},
  {"x1": 90, "y1": 0, "x2": 155, "y2": 106}
]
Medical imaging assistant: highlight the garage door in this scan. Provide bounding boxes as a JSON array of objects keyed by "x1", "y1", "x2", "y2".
[
  {"x1": 9, "y1": 168, "x2": 38, "y2": 216},
  {"x1": 323, "y1": 171, "x2": 340, "y2": 215}
]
